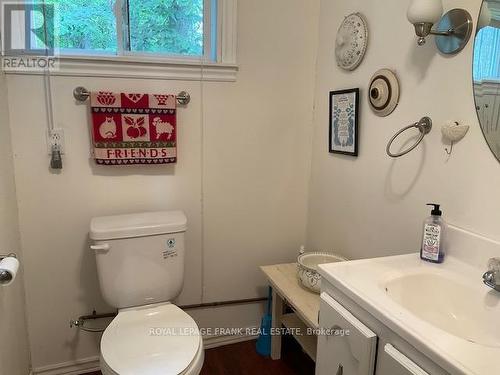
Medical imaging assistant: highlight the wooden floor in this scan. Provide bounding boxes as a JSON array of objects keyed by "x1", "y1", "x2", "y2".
[{"x1": 86, "y1": 336, "x2": 315, "y2": 375}]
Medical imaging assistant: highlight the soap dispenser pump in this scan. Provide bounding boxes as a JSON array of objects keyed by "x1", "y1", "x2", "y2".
[{"x1": 420, "y1": 203, "x2": 447, "y2": 263}]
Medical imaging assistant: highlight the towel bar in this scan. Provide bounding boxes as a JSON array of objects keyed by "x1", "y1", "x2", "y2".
[{"x1": 73, "y1": 86, "x2": 191, "y2": 106}]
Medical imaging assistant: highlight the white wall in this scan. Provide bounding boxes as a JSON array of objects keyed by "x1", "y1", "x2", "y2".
[
  {"x1": 5, "y1": 0, "x2": 319, "y2": 370},
  {"x1": 0, "y1": 75, "x2": 30, "y2": 375},
  {"x1": 202, "y1": 0, "x2": 319, "y2": 301},
  {"x1": 306, "y1": 0, "x2": 500, "y2": 260}
]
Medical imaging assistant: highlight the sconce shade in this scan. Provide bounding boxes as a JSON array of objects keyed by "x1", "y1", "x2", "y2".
[{"x1": 407, "y1": 0, "x2": 444, "y2": 24}]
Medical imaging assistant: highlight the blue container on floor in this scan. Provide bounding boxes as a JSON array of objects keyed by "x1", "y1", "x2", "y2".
[{"x1": 256, "y1": 287, "x2": 272, "y2": 356}]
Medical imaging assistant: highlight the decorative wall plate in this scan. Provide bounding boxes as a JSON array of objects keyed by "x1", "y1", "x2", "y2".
[
  {"x1": 335, "y1": 13, "x2": 369, "y2": 71},
  {"x1": 368, "y1": 69, "x2": 400, "y2": 117}
]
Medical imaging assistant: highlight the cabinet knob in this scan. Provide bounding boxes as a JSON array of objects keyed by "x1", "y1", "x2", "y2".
[
  {"x1": 330, "y1": 324, "x2": 343, "y2": 335},
  {"x1": 336, "y1": 364, "x2": 343, "y2": 375}
]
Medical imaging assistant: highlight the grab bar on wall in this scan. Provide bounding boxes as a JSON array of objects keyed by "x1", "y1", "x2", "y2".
[
  {"x1": 72, "y1": 86, "x2": 191, "y2": 106},
  {"x1": 70, "y1": 297, "x2": 268, "y2": 333},
  {"x1": 386, "y1": 117, "x2": 433, "y2": 158}
]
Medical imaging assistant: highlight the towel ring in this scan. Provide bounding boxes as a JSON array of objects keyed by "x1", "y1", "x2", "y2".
[{"x1": 386, "y1": 117, "x2": 432, "y2": 158}]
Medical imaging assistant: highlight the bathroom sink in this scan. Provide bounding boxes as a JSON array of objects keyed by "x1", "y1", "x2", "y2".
[
  {"x1": 318, "y1": 225, "x2": 500, "y2": 375},
  {"x1": 383, "y1": 271, "x2": 500, "y2": 348}
]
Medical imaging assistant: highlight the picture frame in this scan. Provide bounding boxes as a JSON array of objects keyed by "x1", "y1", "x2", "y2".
[{"x1": 329, "y1": 88, "x2": 359, "y2": 156}]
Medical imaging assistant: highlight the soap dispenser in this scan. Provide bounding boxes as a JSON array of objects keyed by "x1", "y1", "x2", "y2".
[{"x1": 420, "y1": 203, "x2": 447, "y2": 263}]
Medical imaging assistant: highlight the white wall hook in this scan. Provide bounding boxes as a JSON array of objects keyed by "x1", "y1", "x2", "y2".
[{"x1": 441, "y1": 121, "x2": 469, "y2": 155}]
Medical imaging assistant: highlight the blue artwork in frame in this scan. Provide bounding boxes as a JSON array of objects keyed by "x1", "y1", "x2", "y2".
[{"x1": 329, "y1": 88, "x2": 359, "y2": 156}]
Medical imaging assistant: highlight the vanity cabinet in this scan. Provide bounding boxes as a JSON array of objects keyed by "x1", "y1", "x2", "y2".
[
  {"x1": 317, "y1": 282, "x2": 449, "y2": 375},
  {"x1": 316, "y1": 293, "x2": 377, "y2": 375},
  {"x1": 376, "y1": 343, "x2": 429, "y2": 375}
]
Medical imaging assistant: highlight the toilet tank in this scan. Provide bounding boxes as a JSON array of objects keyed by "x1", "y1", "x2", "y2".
[{"x1": 90, "y1": 211, "x2": 187, "y2": 309}]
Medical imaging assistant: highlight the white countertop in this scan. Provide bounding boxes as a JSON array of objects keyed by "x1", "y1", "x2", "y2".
[{"x1": 319, "y1": 253, "x2": 499, "y2": 375}]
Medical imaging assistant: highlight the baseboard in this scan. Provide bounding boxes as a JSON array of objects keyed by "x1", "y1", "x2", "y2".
[
  {"x1": 31, "y1": 356, "x2": 100, "y2": 375},
  {"x1": 203, "y1": 327, "x2": 259, "y2": 349},
  {"x1": 31, "y1": 327, "x2": 259, "y2": 375}
]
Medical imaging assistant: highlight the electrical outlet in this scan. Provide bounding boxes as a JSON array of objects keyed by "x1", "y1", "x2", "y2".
[{"x1": 47, "y1": 128, "x2": 65, "y2": 154}]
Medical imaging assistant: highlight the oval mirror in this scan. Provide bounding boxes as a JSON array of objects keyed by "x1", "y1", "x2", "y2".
[{"x1": 473, "y1": 0, "x2": 500, "y2": 162}]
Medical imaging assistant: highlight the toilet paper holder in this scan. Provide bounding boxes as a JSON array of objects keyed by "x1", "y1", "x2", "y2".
[
  {"x1": 0, "y1": 253, "x2": 17, "y2": 260},
  {"x1": 0, "y1": 253, "x2": 17, "y2": 284}
]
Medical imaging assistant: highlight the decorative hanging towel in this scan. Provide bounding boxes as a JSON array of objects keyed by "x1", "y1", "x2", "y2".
[{"x1": 90, "y1": 92, "x2": 177, "y2": 165}]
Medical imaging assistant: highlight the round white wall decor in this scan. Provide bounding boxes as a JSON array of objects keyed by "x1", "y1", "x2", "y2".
[
  {"x1": 335, "y1": 13, "x2": 369, "y2": 71},
  {"x1": 368, "y1": 69, "x2": 400, "y2": 117}
]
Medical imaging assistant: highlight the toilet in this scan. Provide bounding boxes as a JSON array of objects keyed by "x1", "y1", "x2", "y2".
[{"x1": 90, "y1": 211, "x2": 204, "y2": 375}]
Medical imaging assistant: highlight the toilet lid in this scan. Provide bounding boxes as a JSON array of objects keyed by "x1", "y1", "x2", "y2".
[{"x1": 101, "y1": 303, "x2": 201, "y2": 375}]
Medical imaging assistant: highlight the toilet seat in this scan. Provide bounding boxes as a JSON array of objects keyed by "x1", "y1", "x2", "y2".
[{"x1": 100, "y1": 303, "x2": 204, "y2": 375}]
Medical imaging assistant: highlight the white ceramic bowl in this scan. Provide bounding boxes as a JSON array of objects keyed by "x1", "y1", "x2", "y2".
[{"x1": 297, "y1": 252, "x2": 348, "y2": 293}]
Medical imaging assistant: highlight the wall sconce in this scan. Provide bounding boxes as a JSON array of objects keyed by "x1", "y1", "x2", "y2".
[{"x1": 407, "y1": 0, "x2": 473, "y2": 54}]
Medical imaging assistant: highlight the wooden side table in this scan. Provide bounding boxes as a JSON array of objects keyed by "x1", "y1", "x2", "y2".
[{"x1": 260, "y1": 263, "x2": 320, "y2": 361}]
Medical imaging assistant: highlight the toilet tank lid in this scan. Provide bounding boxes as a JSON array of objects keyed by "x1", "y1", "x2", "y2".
[{"x1": 90, "y1": 211, "x2": 187, "y2": 240}]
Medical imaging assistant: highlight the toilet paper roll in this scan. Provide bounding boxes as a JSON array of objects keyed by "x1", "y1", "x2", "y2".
[{"x1": 0, "y1": 257, "x2": 19, "y2": 286}]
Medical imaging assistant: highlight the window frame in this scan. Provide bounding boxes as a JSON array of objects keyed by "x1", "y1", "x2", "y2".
[{"x1": 5, "y1": 0, "x2": 238, "y2": 81}]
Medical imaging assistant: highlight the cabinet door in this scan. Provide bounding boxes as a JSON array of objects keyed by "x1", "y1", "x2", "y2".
[
  {"x1": 377, "y1": 344, "x2": 429, "y2": 375},
  {"x1": 316, "y1": 292, "x2": 377, "y2": 375}
]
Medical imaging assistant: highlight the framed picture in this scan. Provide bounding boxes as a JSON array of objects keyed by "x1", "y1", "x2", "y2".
[{"x1": 329, "y1": 88, "x2": 359, "y2": 156}]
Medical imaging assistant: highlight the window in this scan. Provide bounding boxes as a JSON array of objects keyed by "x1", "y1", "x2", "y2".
[
  {"x1": 43, "y1": 0, "x2": 218, "y2": 61},
  {"x1": 473, "y1": 26, "x2": 500, "y2": 82},
  {"x1": 128, "y1": 0, "x2": 204, "y2": 56},
  {"x1": 8, "y1": 0, "x2": 237, "y2": 80}
]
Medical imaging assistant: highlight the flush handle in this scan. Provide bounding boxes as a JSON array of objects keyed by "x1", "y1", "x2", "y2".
[{"x1": 90, "y1": 244, "x2": 110, "y2": 252}]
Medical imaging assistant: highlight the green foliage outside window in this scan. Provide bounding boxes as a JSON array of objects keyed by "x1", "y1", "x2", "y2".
[
  {"x1": 41, "y1": 0, "x2": 203, "y2": 56},
  {"x1": 129, "y1": 0, "x2": 203, "y2": 56}
]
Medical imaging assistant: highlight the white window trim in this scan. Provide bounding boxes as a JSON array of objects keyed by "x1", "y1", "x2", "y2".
[
  {"x1": 4, "y1": 0, "x2": 238, "y2": 82},
  {"x1": 219, "y1": 0, "x2": 237, "y2": 65}
]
